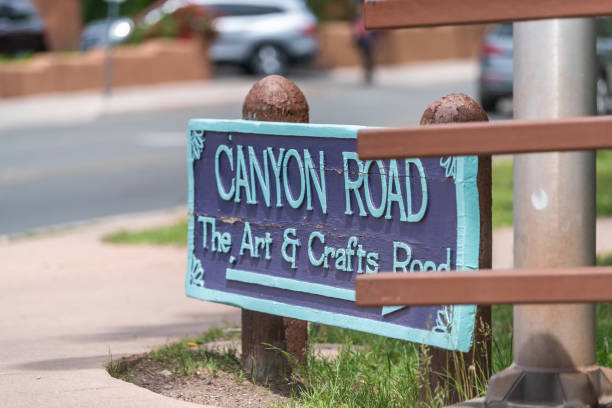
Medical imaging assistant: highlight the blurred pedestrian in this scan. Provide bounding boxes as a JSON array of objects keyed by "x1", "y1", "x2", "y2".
[{"x1": 352, "y1": 9, "x2": 378, "y2": 84}]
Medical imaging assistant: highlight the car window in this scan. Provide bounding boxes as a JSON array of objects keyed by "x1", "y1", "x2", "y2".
[
  {"x1": 597, "y1": 18, "x2": 612, "y2": 39},
  {"x1": 493, "y1": 24, "x2": 513, "y2": 37},
  {"x1": 0, "y1": 1, "x2": 36, "y2": 21},
  {"x1": 0, "y1": 4, "x2": 9, "y2": 18},
  {"x1": 205, "y1": 4, "x2": 283, "y2": 17}
]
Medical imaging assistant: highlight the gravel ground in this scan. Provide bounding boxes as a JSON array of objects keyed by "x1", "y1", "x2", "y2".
[{"x1": 122, "y1": 353, "x2": 294, "y2": 408}]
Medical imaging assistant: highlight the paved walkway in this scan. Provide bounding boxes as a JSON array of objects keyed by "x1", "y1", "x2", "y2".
[
  {"x1": 3, "y1": 207, "x2": 612, "y2": 407},
  {"x1": 0, "y1": 59, "x2": 478, "y2": 131},
  {"x1": 0, "y1": 208, "x2": 238, "y2": 408}
]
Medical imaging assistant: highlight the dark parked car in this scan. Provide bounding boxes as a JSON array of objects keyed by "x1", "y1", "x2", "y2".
[
  {"x1": 0, "y1": 0, "x2": 47, "y2": 55},
  {"x1": 479, "y1": 19, "x2": 612, "y2": 113}
]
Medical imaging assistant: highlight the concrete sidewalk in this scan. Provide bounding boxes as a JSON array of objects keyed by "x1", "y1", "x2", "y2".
[
  {"x1": 0, "y1": 208, "x2": 239, "y2": 408},
  {"x1": 2, "y1": 208, "x2": 612, "y2": 407},
  {"x1": 0, "y1": 59, "x2": 478, "y2": 131}
]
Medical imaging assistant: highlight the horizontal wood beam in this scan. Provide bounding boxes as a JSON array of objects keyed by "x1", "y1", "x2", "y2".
[
  {"x1": 364, "y1": 0, "x2": 612, "y2": 29},
  {"x1": 355, "y1": 267, "x2": 612, "y2": 306},
  {"x1": 357, "y1": 115, "x2": 612, "y2": 159}
]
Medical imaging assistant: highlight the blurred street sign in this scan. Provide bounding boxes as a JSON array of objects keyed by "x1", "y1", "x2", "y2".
[
  {"x1": 102, "y1": 0, "x2": 126, "y2": 94},
  {"x1": 364, "y1": 0, "x2": 612, "y2": 29},
  {"x1": 185, "y1": 119, "x2": 481, "y2": 352}
]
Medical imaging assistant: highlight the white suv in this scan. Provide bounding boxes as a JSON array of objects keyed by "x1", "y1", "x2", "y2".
[{"x1": 147, "y1": 0, "x2": 318, "y2": 75}]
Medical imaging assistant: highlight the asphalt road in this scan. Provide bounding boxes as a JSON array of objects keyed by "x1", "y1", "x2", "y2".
[{"x1": 0, "y1": 69, "x2": 491, "y2": 235}]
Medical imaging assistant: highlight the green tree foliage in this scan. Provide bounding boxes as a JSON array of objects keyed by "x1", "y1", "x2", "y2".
[
  {"x1": 306, "y1": 0, "x2": 357, "y2": 21},
  {"x1": 84, "y1": 0, "x2": 358, "y2": 23},
  {"x1": 82, "y1": 0, "x2": 159, "y2": 23}
]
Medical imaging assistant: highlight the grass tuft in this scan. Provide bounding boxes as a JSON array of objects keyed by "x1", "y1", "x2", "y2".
[
  {"x1": 107, "y1": 353, "x2": 132, "y2": 382},
  {"x1": 296, "y1": 329, "x2": 422, "y2": 407},
  {"x1": 492, "y1": 159, "x2": 514, "y2": 228},
  {"x1": 102, "y1": 219, "x2": 188, "y2": 245},
  {"x1": 149, "y1": 326, "x2": 241, "y2": 377}
]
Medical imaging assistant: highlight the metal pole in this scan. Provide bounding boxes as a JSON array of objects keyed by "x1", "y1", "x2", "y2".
[
  {"x1": 457, "y1": 18, "x2": 612, "y2": 407},
  {"x1": 513, "y1": 18, "x2": 596, "y2": 372},
  {"x1": 472, "y1": 18, "x2": 600, "y2": 407},
  {"x1": 103, "y1": 0, "x2": 121, "y2": 95}
]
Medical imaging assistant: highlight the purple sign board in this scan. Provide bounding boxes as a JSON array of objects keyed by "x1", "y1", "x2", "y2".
[{"x1": 186, "y1": 120, "x2": 480, "y2": 352}]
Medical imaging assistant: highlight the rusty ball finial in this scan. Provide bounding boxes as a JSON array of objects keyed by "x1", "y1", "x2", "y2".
[
  {"x1": 420, "y1": 93, "x2": 488, "y2": 125},
  {"x1": 242, "y1": 75, "x2": 309, "y2": 123}
]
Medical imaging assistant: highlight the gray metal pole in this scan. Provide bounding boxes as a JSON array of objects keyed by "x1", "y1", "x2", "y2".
[
  {"x1": 513, "y1": 18, "x2": 596, "y2": 370},
  {"x1": 103, "y1": 0, "x2": 120, "y2": 95},
  {"x1": 457, "y1": 17, "x2": 612, "y2": 408}
]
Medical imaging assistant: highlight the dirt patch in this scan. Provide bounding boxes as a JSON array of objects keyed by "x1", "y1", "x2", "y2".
[{"x1": 121, "y1": 353, "x2": 295, "y2": 408}]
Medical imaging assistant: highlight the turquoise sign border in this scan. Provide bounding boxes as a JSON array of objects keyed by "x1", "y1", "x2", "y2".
[{"x1": 185, "y1": 119, "x2": 480, "y2": 352}]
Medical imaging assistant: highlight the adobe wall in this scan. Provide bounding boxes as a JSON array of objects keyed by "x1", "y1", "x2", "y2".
[
  {"x1": 32, "y1": 0, "x2": 82, "y2": 51},
  {"x1": 0, "y1": 21, "x2": 486, "y2": 99},
  {"x1": 317, "y1": 22, "x2": 488, "y2": 68},
  {"x1": 0, "y1": 39, "x2": 210, "y2": 98}
]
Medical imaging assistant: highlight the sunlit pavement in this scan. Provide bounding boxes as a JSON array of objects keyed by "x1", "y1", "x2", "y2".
[
  {"x1": 0, "y1": 60, "x2": 483, "y2": 132},
  {"x1": 0, "y1": 208, "x2": 235, "y2": 408}
]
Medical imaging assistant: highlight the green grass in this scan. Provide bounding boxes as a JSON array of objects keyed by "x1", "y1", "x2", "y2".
[
  {"x1": 102, "y1": 219, "x2": 188, "y2": 245},
  {"x1": 149, "y1": 326, "x2": 245, "y2": 379},
  {"x1": 597, "y1": 151, "x2": 612, "y2": 218},
  {"x1": 596, "y1": 254, "x2": 612, "y2": 368},
  {"x1": 123, "y1": 323, "x2": 485, "y2": 407},
  {"x1": 107, "y1": 353, "x2": 132, "y2": 382},
  {"x1": 493, "y1": 150, "x2": 612, "y2": 228},
  {"x1": 112, "y1": 302, "x2": 612, "y2": 407},
  {"x1": 300, "y1": 323, "x2": 493, "y2": 407},
  {"x1": 492, "y1": 159, "x2": 514, "y2": 228},
  {"x1": 491, "y1": 306, "x2": 513, "y2": 373},
  {"x1": 0, "y1": 52, "x2": 33, "y2": 64},
  {"x1": 144, "y1": 326, "x2": 250, "y2": 381},
  {"x1": 295, "y1": 328, "x2": 424, "y2": 407}
]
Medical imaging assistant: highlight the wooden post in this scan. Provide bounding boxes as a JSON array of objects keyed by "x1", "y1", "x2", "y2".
[
  {"x1": 240, "y1": 75, "x2": 308, "y2": 383},
  {"x1": 418, "y1": 94, "x2": 492, "y2": 404}
]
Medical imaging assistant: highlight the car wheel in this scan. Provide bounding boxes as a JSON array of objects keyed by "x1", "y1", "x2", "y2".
[
  {"x1": 250, "y1": 44, "x2": 287, "y2": 76},
  {"x1": 479, "y1": 93, "x2": 498, "y2": 112},
  {"x1": 597, "y1": 74, "x2": 609, "y2": 115}
]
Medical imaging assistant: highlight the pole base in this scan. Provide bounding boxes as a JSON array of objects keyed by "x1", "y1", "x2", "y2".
[{"x1": 452, "y1": 365, "x2": 612, "y2": 407}]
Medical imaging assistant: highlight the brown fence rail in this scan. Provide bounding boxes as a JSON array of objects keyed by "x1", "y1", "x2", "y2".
[
  {"x1": 357, "y1": 115, "x2": 612, "y2": 159},
  {"x1": 355, "y1": 267, "x2": 612, "y2": 306},
  {"x1": 364, "y1": 0, "x2": 612, "y2": 29},
  {"x1": 356, "y1": 114, "x2": 612, "y2": 308}
]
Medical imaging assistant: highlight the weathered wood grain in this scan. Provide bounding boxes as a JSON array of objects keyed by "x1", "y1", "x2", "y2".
[
  {"x1": 356, "y1": 267, "x2": 612, "y2": 305},
  {"x1": 358, "y1": 116, "x2": 612, "y2": 159},
  {"x1": 364, "y1": 0, "x2": 612, "y2": 29}
]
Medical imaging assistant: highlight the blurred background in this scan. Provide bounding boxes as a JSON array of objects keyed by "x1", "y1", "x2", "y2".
[{"x1": 1, "y1": 0, "x2": 611, "y2": 236}]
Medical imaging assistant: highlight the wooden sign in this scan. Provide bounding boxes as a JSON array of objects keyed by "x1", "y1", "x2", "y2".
[
  {"x1": 185, "y1": 119, "x2": 480, "y2": 352},
  {"x1": 364, "y1": 0, "x2": 612, "y2": 29}
]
